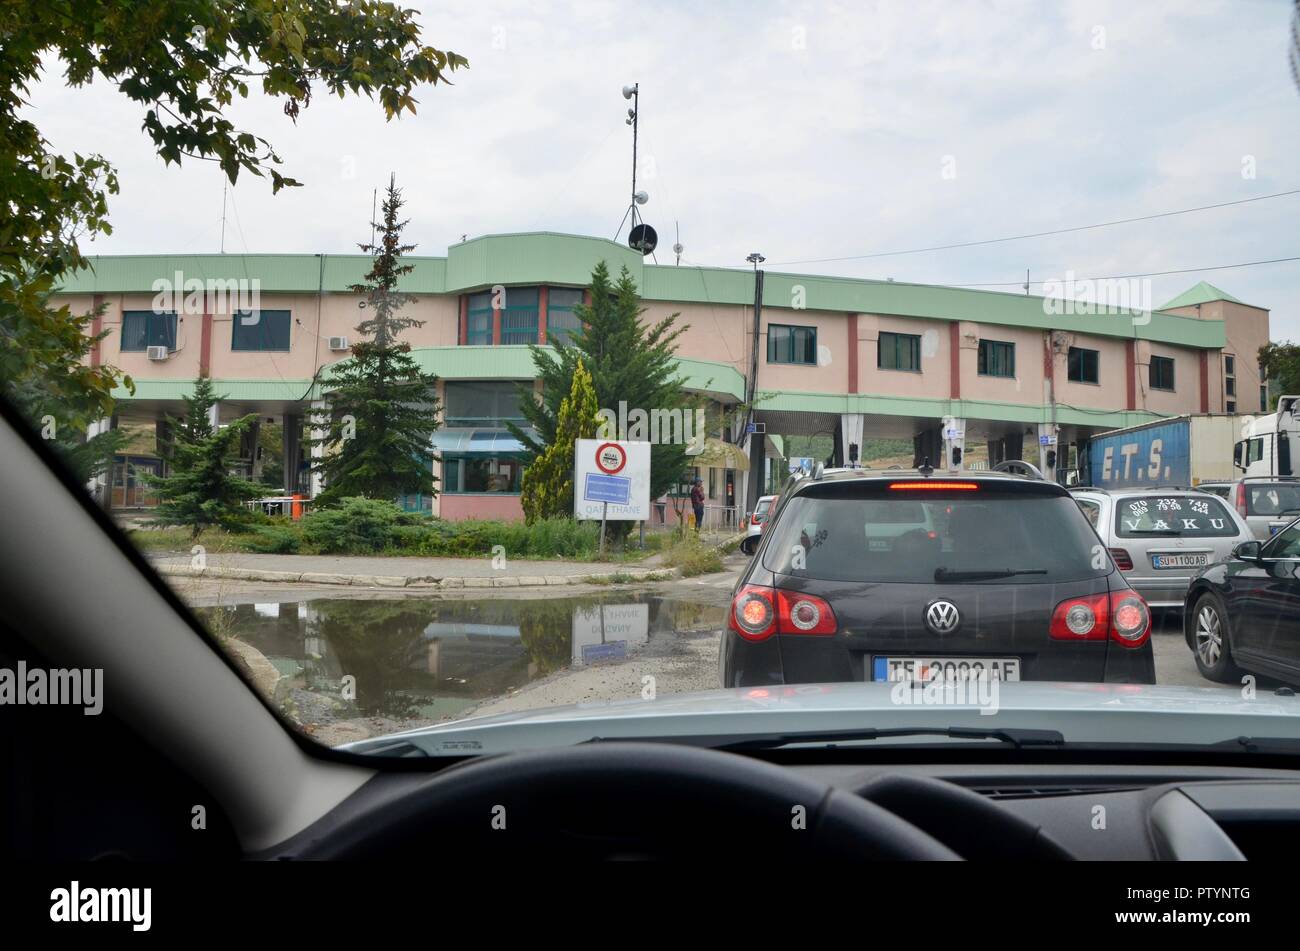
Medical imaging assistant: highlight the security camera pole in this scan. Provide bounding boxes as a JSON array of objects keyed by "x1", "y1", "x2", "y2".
[
  {"x1": 614, "y1": 83, "x2": 649, "y2": 243},
  {"x1": 744, "y1": 252, "x2": 765, "y2": 515}
]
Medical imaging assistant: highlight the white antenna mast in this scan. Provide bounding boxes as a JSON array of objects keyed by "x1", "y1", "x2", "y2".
[{"x1": 220, "y1": 177, "x2": 228, "y2": 254}]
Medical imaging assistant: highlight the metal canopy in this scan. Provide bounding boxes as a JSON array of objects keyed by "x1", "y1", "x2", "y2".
[{"x1": 430, "y1": 428, "x2": 535, "y2": 455}]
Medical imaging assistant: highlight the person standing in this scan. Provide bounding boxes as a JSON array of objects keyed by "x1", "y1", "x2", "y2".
[{"x1": 690, "y1": 476, "x2": 705, "y2": 533}]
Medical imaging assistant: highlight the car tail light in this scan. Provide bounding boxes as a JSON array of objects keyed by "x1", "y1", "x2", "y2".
[
  {"x1": 1109, "y1": 547, "x2": 1134, "y2": 570},
  {"x1": 1049, "y1": 591, "x2": 1151, "y2": 648},
  {"x1": 730, "y1": 585, "x2": 776, "y2": 641},
  {"x1": 1235, "y1": 482, "x2": 1248, "y2": 518},
  {"x1": 776, "y1": 590, "x2": 837, "y2": 635},
  {"x1": 729, "y1": 585, "x2": 838, "y2": 640},
  {"x1": 1110, "y1": 593, "x2": 1151, "y2": 648},
  {"x1": 889, "y1": 481, "x2": 979, "y2": 491},
  {"x1": 1050, "y1": 593, "x2": 1109, "y2": 640}
]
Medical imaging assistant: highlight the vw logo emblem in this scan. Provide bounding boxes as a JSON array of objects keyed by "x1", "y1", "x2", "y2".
[{"x1": 926, "y1": 600, "x2": 960, "y2": 635}]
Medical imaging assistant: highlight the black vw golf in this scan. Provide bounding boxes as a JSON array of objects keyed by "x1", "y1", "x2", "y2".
[{"x1": 720, "y1": 468, "x2": 1155, "y2": 687}]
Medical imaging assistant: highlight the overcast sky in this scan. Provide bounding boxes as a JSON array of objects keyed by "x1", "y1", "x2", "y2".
[{"x1": 28, "y1": 0, "x2": 1300, "y2": 338}]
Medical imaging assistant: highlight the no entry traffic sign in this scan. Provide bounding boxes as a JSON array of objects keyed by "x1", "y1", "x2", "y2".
[{"x1": 595, "y1": 441, "x2": 627, "y2": 475}]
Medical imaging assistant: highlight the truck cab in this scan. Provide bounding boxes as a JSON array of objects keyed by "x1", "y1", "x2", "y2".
[{"x1": 1235, "y1": 395, "x2": 1300, "y2": 478}]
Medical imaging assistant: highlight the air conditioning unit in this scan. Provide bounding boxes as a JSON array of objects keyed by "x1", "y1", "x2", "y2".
[
  {"x1": 146, "y1": 346, "x2": 170, "y2": 361},
  {"x1": 328, "y1": 336, "x2": 350, "y2": 351}
]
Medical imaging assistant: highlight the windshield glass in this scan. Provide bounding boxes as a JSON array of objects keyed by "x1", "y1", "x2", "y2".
[
  {"x1": 1246, "y1": 483, "x2": 1300, "y2": 516},
  {"x1": 4, "y1": 0, "x2": 1300, "y2": 761},
  {"x1": 1114, "y1": 495, "x2": 1239, "y2": 537},
  {"x1": 763, "y1": 488, "x2": 1108, "y2": 584}
]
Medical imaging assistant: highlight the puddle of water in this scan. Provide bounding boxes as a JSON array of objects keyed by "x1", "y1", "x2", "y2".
[{"x1": 198, "y1": 594, "x2": 725, "y2": 723}]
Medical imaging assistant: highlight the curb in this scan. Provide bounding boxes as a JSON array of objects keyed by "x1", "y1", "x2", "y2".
[
  {"x1": 154, "y1": 562, "x2": 680, "y2": 589},
  {"x1": 152, "y1": 532, "x2": 744, "y2": 590}
]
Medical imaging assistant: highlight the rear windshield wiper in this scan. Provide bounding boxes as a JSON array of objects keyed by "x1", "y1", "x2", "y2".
[
  {"x1": 934, "y1": 567, "x2": 1048, "y2": 582},
  {"x1": 589, "y1": 726, "x2": 1066, "y2": 752}
]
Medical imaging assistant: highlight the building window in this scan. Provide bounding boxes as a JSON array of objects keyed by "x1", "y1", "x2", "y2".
[
  {"x1": 768, "y1": 324, "x2": 817, "y2": 365},
  {"x1": 1227, "y1": 401, "x2": 1236, "y2": 413},
  {"x1": 231, "y1": 310, "x2": 291, "y2": 351},
  {"x1": 1067, "y1": 346, "x2": 1099, "y2": 384},
  {"x1": 546, "y1": 287, "x2": 584, "y2": 345},
  {"x1": 466, "y1": 291, "x2": 493, "y2": 345},
  {"x1": 977, "y1": 339, "x2": 1015, "y2": 378},
  {"x1": 1149, "y1": 355, "x2": 1175, "y2": 391},
  {"x1": 443, "y1": 381, "x2": 525, "y2": 428},
  {"x1": 121, "y1": 311, "x2": 177, "y2": 351},
  {"x1": 878, "y1": 331, "x2": 921, "y2": 372},
  {"x1": 500, "y1": 286, "x2": 540, "y2": 345},
  {"x1": 441, "y1": 456, "x2": 523, "y2": 494}
]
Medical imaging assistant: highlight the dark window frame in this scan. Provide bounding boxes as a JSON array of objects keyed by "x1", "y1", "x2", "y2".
[
  {"x1": 1067, "y1": 346, "x2": 1100, "y2": 384},
  {"x1": 231, "y1": 309, "x2": 291, "y2": 352},
  {"x1": 440, "y1": 454, "x2": 525, "y2": 495},
  {"x1": 977, "y1": 339, "x2": 1016, "y2": 378},
  {"x1": 466, "y1": 291, "x2": 494, "y2": 346},
  {"x1": 878, "y1": 331, "x2": 922, "y2": 372},
  {"x1": 120, "y1": 310, "x2": 178, "y2": 352},
  {"x1": 546, "y1": 287, "x2": 585, "y2": 345},
  {"x1": 767, "y1": 323, "x2": 818, "y2": 366},
  {"x1": 1148, "y1": 355, "x2": 1175, "y2": 391}
]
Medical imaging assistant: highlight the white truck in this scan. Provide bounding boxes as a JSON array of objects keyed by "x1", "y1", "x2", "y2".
[{"x1": 1236, "y1": 395, "x2": 1300, "y2": 477}]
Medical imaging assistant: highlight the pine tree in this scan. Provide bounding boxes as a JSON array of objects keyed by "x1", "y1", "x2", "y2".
[
  {"x1": 146, "y1": 377, "x2": 264, "y2": 538},
  {"x1": 520, "y1": 358, "x2": 599, "y2": 522},
  {"x1": 509, "y1": 262, "x2": 695, "y2": 531},
  {"x1": 307, "y1": 175, "x2": 441, "y2": 507}
]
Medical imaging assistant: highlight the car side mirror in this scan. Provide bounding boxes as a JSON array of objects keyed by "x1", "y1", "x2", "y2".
[
  {"x1": 739, "y1": 535, "x2": 759, "y2": 556},
  {"x1": 1233, "y1": 540, "x2": 1262, "y2": 563}
]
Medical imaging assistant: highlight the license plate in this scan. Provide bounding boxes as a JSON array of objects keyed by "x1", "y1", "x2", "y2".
[
  {"x1": 873, "y1": 657, "x2": 1021, "y2": 683},
  {"x1": 1150, "y1": 553, "x2": 1209, "y2": 569}
]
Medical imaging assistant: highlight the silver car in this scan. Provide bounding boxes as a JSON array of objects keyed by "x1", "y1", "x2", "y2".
[
  {"x1": 1070, "y1": 487, "x2": 1253, "y2": 609},
  {"x1": 1194, "y1": 477, "x2": 1300, "y2": 541}
]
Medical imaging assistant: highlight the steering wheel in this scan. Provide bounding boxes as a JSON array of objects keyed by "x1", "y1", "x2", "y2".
[{"x1": 296, "y1": 742, "x2": 961, "y2": 861}]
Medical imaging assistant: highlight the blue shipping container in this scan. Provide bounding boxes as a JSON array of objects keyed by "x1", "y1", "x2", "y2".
[{"x1": 1088, "y1": 419, "x2": 1191, "y2": 488}]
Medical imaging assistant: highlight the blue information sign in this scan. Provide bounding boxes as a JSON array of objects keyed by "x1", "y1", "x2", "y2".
[{"x1": 584, "y1": 472, "x2": 632, "y2": 505}]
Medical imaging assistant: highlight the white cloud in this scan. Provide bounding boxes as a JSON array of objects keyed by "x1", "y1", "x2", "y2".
[{"x1": 24, "y1": 0, "x2": 1300, "y2": 337}]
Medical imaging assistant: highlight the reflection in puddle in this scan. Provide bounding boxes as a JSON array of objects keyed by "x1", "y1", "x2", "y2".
[{"x1": 199, "y1": 595, "x2": 724, "y2": 724}]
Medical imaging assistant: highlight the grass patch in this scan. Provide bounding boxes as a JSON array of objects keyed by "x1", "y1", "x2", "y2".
[
  {"x1": 125, "y1": 501, "x2": 664, "y2": 562},
  {"x1": 660, "y1": 535, "x2": 725, "y2": 577}
]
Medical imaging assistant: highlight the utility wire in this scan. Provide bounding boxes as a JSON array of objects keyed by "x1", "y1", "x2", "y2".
[
  {"x1": 941, "y1": 254, "x2": 1300, "y2": 289},
  {"x1": 767, "y1": 189, "x2": 1300, "y2": 266}
]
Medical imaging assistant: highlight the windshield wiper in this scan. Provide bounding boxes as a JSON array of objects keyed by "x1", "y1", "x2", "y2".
[
  {"x1": 588, "y1": 726, "x2": 1066, "y2": 752},
  {"x1": 934, "y1": 567, "x2": 1048, "y2": 582},
  {"x1": 1213, "y1": 735, "x2": 1300, "y2": 755}
]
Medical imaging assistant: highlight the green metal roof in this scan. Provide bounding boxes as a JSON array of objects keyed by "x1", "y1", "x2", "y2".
[
  {"x1": 61, "y1": 232, "x2": 1227, "y2": 348},
  {"x1": 112, "y1": 378, "x2": 314, "y2": 401},
  {"x1": 757, "y1": 388, "x2": 1162, "y2": 430},
  {"x1": 404, "y1": 345, "x2": 542, "y2": 380},
  {"x1": 111, "y1": 350, "x2": 745, "y2": 402},
  {"x1": 1157, "y1": 281, "x2": 1245, "y2": 310}
]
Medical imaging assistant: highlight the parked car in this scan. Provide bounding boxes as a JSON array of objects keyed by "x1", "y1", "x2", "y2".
[
  {"x1": 721, "y1": 468, "x2": 1154, "y2": 687},
  {"x1": 1224, "y1": 477, "x2": 1300, "y2": 540},
  {"x1": 1183, "y1": 513, "x2": 1300, "y2": 685},
  {"x1": 1069, "y1": 487, "x2": 1253, "y2": 610},
  {"x1": 745, "y1": 495, "x2": 777, "y2": 539}
]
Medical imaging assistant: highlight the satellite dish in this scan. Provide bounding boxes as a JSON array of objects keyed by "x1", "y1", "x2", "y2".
[{"x1": 628, "y1": 223, "x2": 658, "y2": 255}]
